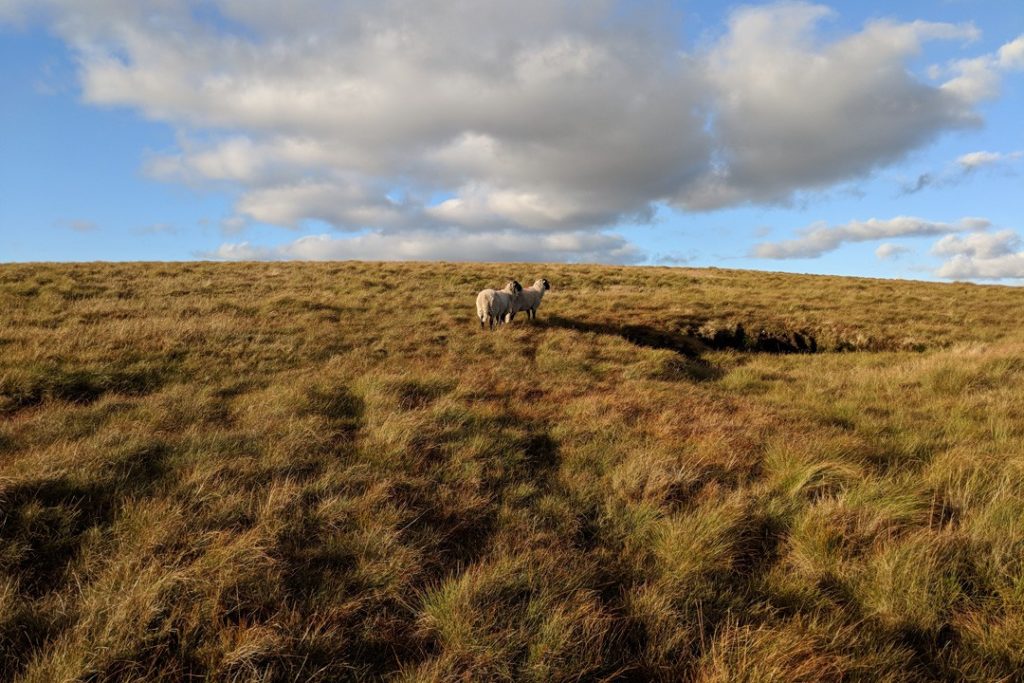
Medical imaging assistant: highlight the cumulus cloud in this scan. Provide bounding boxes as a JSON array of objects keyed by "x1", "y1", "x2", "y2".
[
  {"x1": 4, "y1": 1, "x2": 1018, "y2": 261},
  {"x1": 936, "y1": 255, "x2": 1024, "y2": 280},
  {"x1": 932, "y1": 229, "x2": 1019, "y2": 259},
  {"x1": 753, "y1": 216, "x2": 989, "y2": 259},
  {"x1": 940, "y1": 35, "x2": 1024, "y2": 102},
  {"x1": 59, "y1": 0, "x2": 710, "y2": 235},
  {"x1": 678, "y1": 6, "x2": 981, "y2": 209},
  {"x1": 999, "y1": 35, "x2": 1024, "y2": 68},
  {"x1": 934, "y1": 230, "x2": 1024, "y2": 279},
  {"x1": 204, "y1": 229, "x2": 643, "y2": 264},
  {"x1": 875, "y1": 243, "x2": 911, "y2": 260},
  {"x1": 234, "y1": 180, "x2": 426, "y2": 231}
]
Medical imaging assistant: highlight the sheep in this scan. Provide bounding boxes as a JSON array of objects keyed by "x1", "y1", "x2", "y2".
[
  {"x1": 476, "y1": 280, "x2": 523, "y2": 330},
  {"x1": 509, "y1": 278, "x2": 550, "y2": 322}
]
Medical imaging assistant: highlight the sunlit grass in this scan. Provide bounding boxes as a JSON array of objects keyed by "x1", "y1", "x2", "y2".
[{"x1": 1, "y1": 261, "x2": 1023, "y2": 680}]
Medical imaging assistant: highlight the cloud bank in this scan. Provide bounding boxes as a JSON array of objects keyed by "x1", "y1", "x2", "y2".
[
  {"x1": 753, "y1": 216, "x2": 989, "y2": 259},
  {"x1": 4, "y1": 1, "x2": 1020, "y2": 262},
  {"x1": 202, "y1": 230, "x2": 643, "y2": 264},
  {"x1": 755, "y1": 213, "x2": 1024, "y2": 280}
]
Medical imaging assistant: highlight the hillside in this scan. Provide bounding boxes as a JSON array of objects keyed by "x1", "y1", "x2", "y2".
[{"x1": 2, "y1": 262, "x2": 1024, "y2": 681}]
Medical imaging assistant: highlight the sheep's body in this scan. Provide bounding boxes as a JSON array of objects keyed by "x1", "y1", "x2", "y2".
[
  {"x1": 476, "y1": 281, "x2": 522, "y2": 329},
  {"x1": 510, "y1": 279, "x2": 550, "y2": 321}
]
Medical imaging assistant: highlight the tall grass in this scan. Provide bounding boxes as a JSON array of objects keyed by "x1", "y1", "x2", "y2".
[{"x1": 1, "y1": 262, "x2": 1023, "y2": 680}]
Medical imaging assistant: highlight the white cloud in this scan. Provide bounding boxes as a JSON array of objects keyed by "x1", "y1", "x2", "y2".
[
  {"x1": 932, "y1": 229, "x2": 1024, "y2": 281},
  {"x1": 753, "y1": 216, "x2": 989, "y2": 259},
  {"x1": 204, "y1": 229, "x2": 643, "y2": 264},
  {"x1": 939, "y1": 34, "x2": 1024, "y2": 102},
  {"x1": 998, "y1": 35, "x2": 1024, "y2": 69},
  {"x1": 4, "y1": 2, "x2": 1018, "y2": 261},
  {"x1": 59, "y1": 0, "x2": 709, "y2": 233},
  {"x1": 677, "y1": 5, "x2": 980, "y2": 209},
  {"x1": 932, "y1": 229, "x2": 1019, "y2": 258},
  {"x1": 234, "y1": 180, "x2": 424, "y2": 231},
  {"x1": 957, "y1": 150, "x2": 1024, "y2": 170},
  {"x1": 875, "y1": 243, "x2": 910, "y2": 260},
  {"x1": 936, "y1": 252, "x2": 1024, "y2": 280}
]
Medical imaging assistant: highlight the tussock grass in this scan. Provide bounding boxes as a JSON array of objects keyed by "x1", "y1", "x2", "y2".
[{"x1": 1, "y1": 261, "x2": 1023, "y2": 680}]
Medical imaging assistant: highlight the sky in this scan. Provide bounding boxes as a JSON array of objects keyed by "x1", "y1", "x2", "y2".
[{"x1": 1, "y1": 0, "x2": 1022, "y2": 281}]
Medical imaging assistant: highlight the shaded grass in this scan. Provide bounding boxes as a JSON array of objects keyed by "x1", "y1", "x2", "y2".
[
  {"x1": 0, "y1": 362, "x2": 172, "y2": 414},
  {"x1": 1, "y1": 261, "x2": 1023, "y2": 681}
]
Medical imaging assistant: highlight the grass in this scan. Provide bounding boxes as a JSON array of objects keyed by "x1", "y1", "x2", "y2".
[{"x1": 1, "y1": 261, "x2": 1023, "y2": 681}]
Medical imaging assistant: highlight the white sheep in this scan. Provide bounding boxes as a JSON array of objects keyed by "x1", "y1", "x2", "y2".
[
  {"x1": 476, "y1": 280, "x2": 523, "y2": 330},
  {"x1": 509, "y1": 278, "x2": 550, "y2": 321}
]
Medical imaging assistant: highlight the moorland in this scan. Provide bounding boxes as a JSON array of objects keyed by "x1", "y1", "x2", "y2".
[{"x1": 2, "y1": 262, "x2": 1023, "y2": 681}]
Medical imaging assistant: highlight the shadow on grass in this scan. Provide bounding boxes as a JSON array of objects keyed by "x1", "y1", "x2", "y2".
[
  {"x1": 268, "y1": 415, "x2": 556, "y2": 679},
  {"x1": 0, "y1": 363, "x2": 177, "y2": 415},
  {"x1": 540, "y1": 315, "x2": 734, "y2": 382},
  {"x1": 0, "y1": 441, "x2": 172, "y2": 597},
  {"x1": 0, "y1": 440, "x2": 173, "y2": 679},
  {"x1": 542, "y1": 315, "x2": 820, "y2": 357}
]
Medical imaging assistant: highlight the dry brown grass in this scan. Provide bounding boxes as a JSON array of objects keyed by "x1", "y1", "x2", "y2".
[{"x1": 1, "y1": 261, "x2": 1023, "y2": 681}]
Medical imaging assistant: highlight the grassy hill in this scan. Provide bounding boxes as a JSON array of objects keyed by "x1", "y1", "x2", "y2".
[{"x1": 2, "y1": 261, "x2": 1023, "y2": 681}]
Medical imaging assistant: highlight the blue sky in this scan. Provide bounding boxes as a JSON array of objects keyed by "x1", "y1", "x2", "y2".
[{"x1": 1, "y1": 1, "x2": 1022, "y2": 281}]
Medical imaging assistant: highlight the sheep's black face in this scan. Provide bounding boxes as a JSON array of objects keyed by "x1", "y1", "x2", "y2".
[{"x1": 542, "y1": 279, "x2": 551, "y2": 291}]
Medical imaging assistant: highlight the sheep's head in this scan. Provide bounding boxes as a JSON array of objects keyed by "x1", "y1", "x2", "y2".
[
  {"x1": 504, "y1": 280, "x2": 523, "y2": 294},
  {"x1": 535, "y1": 278, "x2": 550, "y2": 291}
]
